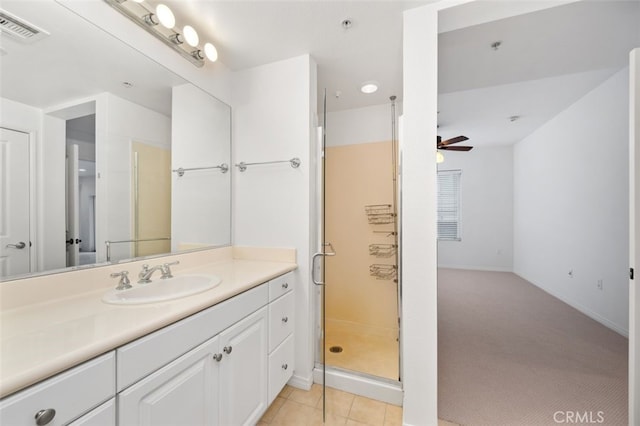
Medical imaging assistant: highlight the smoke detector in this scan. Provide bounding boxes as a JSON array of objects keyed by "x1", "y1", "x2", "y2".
[{"x1": 0, "y1": 10, "x2": 49, "y2": 43}]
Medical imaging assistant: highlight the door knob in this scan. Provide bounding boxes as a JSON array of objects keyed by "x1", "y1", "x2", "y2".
[{"x1": 6, "y1": 242, "x2": 26, "y2": 249}]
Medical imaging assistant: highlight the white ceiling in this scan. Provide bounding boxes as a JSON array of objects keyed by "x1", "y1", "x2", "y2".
[{"x1": 2, "y1": 0, "x2": 639, "y2": 148}]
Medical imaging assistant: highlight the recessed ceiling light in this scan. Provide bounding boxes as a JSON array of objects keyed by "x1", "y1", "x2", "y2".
[{"x1": 360, "y1": 81, "x2": 378, "y2": 94}]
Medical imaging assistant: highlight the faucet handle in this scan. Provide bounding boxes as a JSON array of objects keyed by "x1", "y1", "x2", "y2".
[
  {"x1": 161, "y1": 261, "x2": 180, "y2": 279},
  {"x1": 111, "y1": 271, "x2": 132, "y2": 291}
]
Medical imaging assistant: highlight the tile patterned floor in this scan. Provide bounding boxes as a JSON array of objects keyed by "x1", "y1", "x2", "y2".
[{"x1": 258, "y1": 384, "x2": 459, "y2": 426}]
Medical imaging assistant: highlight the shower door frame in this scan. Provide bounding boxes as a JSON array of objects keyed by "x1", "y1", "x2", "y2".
[{"x1": 311, "y1": 97, "x2": 404, "y2": 406}]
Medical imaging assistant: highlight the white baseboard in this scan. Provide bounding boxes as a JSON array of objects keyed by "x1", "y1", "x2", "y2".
[
  {"x1": 514, "y1": 273, "x2": 629, "y2": 337},
  {"x1": 312, "y1": 366, "x2": 403, "y2": 405},
  {"x1": 437, "y1": 264, "x2": 513, "y2": 273},
  {"x1": 288, "y1": 372, "x2": 314, "y2": 391}
]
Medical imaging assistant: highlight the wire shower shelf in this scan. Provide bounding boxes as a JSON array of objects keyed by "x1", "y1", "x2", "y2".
[{"x1": 364, "y1": 204, "x2": 396, "y2": 224}]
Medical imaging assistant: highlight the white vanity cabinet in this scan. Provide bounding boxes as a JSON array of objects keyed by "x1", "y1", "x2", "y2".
[
  {"x1": 0, "y1": 352, "x2": 115, "y2": 426},
  {"x1": 267, "y1": 273, "x2": 295, "y2": 404},
  {"x1": 0, "y1": 270, "x2": 296, "y2": 426},
  {"x1": 219, "y1": 308, "x2": 268, "y2": 426},
  {"x1": 118, "y1": 336, "x2": 221, "y2": 426},
  {"x1": 68, "y1": 399, "x2": 116, "y2": 426}
]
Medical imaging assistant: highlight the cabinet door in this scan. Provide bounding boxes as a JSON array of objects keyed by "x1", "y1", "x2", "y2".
[
  {"x1": 118, "y1": 336, "x2": 220, "y2": 426},
  {"x1": 219, "y1": 308, "x2": 268, "y2": 426}
]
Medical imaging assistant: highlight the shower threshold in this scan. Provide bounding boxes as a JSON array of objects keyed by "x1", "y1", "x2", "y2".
[{"x1": 312, "y1": 364, "x2": 402, "y2": 405}]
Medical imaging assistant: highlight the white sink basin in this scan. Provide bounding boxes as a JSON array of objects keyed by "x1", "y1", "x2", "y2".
[{"x1": 102, "y1": 274, "x2": 222, "y2": 305}]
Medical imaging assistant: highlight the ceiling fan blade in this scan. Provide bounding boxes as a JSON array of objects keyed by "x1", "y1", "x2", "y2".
[
  {"x1": 439, "y1": 135, "x2": 469, "y2": 147},
  {"x1": 440, "y1": 145, "x2": 473, "y2": 151}
]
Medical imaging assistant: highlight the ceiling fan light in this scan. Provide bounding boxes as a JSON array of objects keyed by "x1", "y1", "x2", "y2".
[{"x1": 436, "y1": 151, "x2": 445, "y2": 163}]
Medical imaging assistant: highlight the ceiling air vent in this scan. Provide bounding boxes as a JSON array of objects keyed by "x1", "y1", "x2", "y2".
[{"x1": 0, "y1": 10, "x2": 49, "y2": 43}]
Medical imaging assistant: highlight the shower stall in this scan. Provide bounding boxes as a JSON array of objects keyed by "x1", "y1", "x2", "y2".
[{"x1": 314, "y1": 96, "x2": 402, "y2": 403}]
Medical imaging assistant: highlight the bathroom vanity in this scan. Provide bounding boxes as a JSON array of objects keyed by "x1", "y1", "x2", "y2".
[{"x1": 0, "y1": 247, "x2": 296, "y2": 425}]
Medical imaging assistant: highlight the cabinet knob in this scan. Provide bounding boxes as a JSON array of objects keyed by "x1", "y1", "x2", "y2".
[
  {"x1": 213, "y1": 353, "x2": 223, "y2": 362},
  {"x1": 35, "y1": 408, "x2": 56, "y2": 426},
  {"x1": 282, "y1": 363, "x2": 288, "y2": 370},
  {"x1": 223, "y1": 346, "x2": 233, "y2": 354},
  {"x1": 282, "y1": 282, "x2": 289, "y2": 289},
  {"x1": 281, "y1": 316, "x2": 289, "y2": 323}
]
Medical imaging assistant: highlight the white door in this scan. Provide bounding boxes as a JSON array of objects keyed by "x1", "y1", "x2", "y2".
[
  {"x1": 218, "y1": 308, "x2": 268, "y2": 426},
  {"x1": 118, "y1": 336, "x2": 220, "y2": 426},
  {"x1": 0, "y1": 127, "x2": 30, "y2": 277},
  {"x1": 66, "y1": 144, "x2": 80, "y2": 266},
  {"x1": 629, "y1": 47, "x2": 640, "y2": 426}
]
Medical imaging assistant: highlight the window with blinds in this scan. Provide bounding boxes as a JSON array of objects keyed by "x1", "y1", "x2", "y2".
[{"x1": 437, "y1": 169, "x2": 461, "y2": 241}]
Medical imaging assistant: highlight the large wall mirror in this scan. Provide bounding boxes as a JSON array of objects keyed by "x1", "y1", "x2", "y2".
[{"x1": 0, "y1": 0, "x2": 231, "y2": 281}]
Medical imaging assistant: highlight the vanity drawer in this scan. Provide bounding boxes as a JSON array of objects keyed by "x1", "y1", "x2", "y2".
[
  {"x1": 117, "y1": 283, "x2": 268, "y2": 392},
  {"x1": 0, "y1": 352, "x2": 115, "y2": 426},
  {"x1": 268, "y1": 272, "x2": 294, "y2": 301},
  {"x1": 68, "y1": 398, "x2": 115, "y2": 426},
  {"x1": 268, "y1": 334, "x2": 294, "y2": 405},
  {"x1": 268, "y1": 291, "x2": 294, "y2": 352}
]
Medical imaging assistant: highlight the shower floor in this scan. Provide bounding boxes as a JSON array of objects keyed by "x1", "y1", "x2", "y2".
[{"x1": 324, "y1": 320, "x2": 399, "y2": 381}]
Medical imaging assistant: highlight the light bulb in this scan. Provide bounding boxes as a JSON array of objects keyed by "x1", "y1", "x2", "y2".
[
  {"x1": 436, "y1": 151, "x2": 445, "y2": 164},
  {"x1": 360, "y1": 81, "x2": 378, "y2": 94},
  {"x1": 156, "y1": 4, "x2": 175, "y2": 29},
  {"x1": 204, "y1": 42, "x2": 218, "y2": 62},
  {"x1": 183, "y1": 25, "x2": 199, "y2": 47}
]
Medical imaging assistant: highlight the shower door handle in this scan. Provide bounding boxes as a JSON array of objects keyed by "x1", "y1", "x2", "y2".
[{"x1": 312, "y1": 242, "x2": 336, "y2": 286}]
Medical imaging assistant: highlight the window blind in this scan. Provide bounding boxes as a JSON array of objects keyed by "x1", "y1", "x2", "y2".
[{"x1": 437, "y1": 169, "x2": 461, "y2": 241}]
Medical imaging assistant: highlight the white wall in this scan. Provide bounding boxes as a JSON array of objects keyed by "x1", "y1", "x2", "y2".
[
  {"x1": 402, "y1": 5, "x2": 440, "y2": 424},
  {"x1": 326, "y1": 103, "x2": 399, "y2": 147},
  {"x1": 514, "y1": 68, "x2": 630, "y2": 335},
  {"x1": 232, "y1": 55, "x2": 317, "y2": 388},
  {"x1": 171, "y1": 83, "x2": 231, "y2": 250},
  {"x1": 97, "y1": 93, "x2": 171, "y2": 262},
  {"x1": 437, "y1": 146, "x2": 514, "y2": 271}
]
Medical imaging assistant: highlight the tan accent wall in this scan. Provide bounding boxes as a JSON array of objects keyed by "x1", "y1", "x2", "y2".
[
  {"x1": 132, "y1": 142, "x2": 171, "y2": 257},
  {"x1": 325, "y1": 141, "x2": 398, "y2": 337}
]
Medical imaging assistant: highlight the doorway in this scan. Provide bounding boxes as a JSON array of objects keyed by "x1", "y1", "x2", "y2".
[
  {"x1": 65, "y1": 114, "x2": 96, "y2": 267},
  {"x1": 314, "y1": 96, "x2": 403, "y2": 404},
  {"x1": 435, "y1": 1, "x2": 637, "y2": 424},
  {"x1": 0, "y1": 127, "x2": 31, "y2": 277}
]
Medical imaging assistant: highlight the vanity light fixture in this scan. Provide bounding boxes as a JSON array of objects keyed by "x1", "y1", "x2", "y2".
[{"x1": 104, "y1": 0, "x2": 218, "y2": 68}]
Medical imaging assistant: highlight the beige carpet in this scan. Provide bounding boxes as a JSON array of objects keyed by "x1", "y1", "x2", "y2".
[{"x1": 437, "y1": 268, "x2": 628, "y2": 426}]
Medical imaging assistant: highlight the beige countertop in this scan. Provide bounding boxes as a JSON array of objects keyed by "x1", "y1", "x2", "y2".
[{"x1": 0, "y1": 246, "x2": 297, "y2": 398}]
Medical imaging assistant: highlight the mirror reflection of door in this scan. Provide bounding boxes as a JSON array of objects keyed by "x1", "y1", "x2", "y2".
[
  {"x1": 65, "y1": 143, "x2": 80, "y2": 267},
  {"x1": 0, "y1": 127, "x2": 30, "y2": 277},
  {"x1": 132, "y1": 141, "x2": 171, "y2": 257},
  {"x1": 65, "y1": 115, "x2": 96, "y2": 267}
]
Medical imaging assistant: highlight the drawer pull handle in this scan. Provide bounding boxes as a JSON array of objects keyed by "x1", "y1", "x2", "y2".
[
  {"x1": 282, "y1": 282, "x2": 289, "y2": 289},
  {"x1": 282, "y1": 316, "x2": 289, "y2": 323},
  {"x1": 213, "y1": 353, "x2": 223, "y2": 362},
  {"x1": 282, "y1": 363, "x2": 288, "y2": 370},
  {"x1": 223, "y1": 346, "x2": 233, "y2": 354},
  {"x1": 35, "y1": 408, "x2": 56, "y2": 426}
]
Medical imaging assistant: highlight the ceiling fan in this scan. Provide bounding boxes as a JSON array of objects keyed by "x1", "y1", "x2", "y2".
[{"x1": 437, "y1": 135, "x2": 473, "y2": 151}]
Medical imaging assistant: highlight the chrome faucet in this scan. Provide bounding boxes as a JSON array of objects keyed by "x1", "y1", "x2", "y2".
[
  {"x1": 138, "y1": 261, "x2": 180, "y2": 283},
  {"x1": 111, "y1": 271, "x2": 132, "y2": 290}
]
